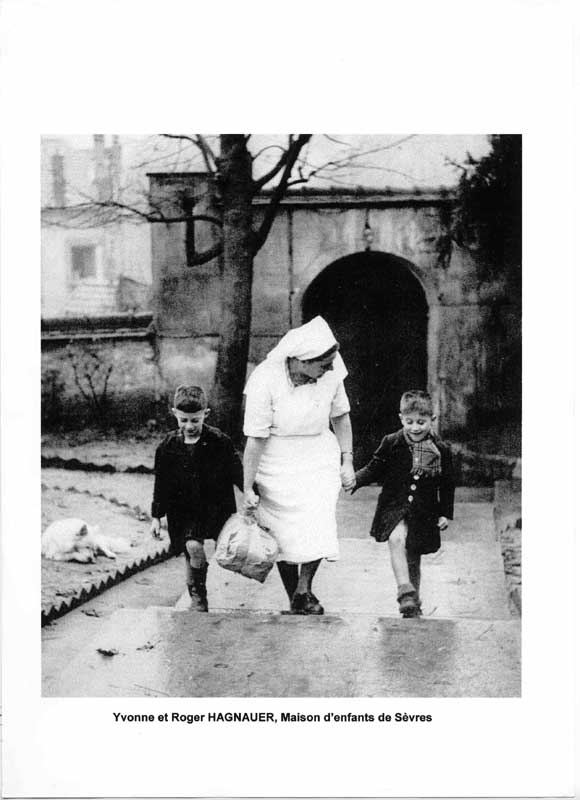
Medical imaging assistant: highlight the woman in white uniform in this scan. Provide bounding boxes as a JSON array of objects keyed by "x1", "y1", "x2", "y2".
[{"x1": 242, "y1": 316, "x2": 356, "y2": 615}]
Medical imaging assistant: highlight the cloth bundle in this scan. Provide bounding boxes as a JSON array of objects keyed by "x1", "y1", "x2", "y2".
[{"x1": 215, "y1": 512, "x2": 279, "y2": 583}]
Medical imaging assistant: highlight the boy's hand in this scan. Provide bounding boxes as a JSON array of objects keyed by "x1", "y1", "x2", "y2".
[
  {"x1": 437, "y1": 516, "x2": 449, "y2": 531},
  {"x1": 242, "y1": 489, "x2": 260, "y2": 515},
  {"x1": 150, "y1": 518, "x2": 162, "y2": 539}
]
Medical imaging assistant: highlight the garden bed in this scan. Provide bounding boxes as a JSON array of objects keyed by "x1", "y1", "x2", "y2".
[{"x1": 41, "y1": 477, "x2": 168, "y2": 619}]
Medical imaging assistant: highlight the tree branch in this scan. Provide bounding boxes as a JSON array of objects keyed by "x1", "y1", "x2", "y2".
[
  {"x1": 194, "y1": 135, "x2": 217, "y2": 172},
  {"x1": 287, "y1": 135, "x2": 420, "y2": 184},
  {"x1": 161, "y1": 133, "x2": 198, "y2": 145},
  {"x1": 323, "y1": 134, "x2": 352, "y2": 147},
  {"x1": 160, "y1": 133, "x2": 217, "y2": 172},
  {"x1": 186, "y1": 241, "x2": 223, "y2": 266},
  {"x1": 253, "y1": 135, "x2": 311, "y2": 190},
  {"x1": 43, "y1": 198, "x2": 223, "y2": 227},
  {"x1": 287, "y1": 164, "x2": 420, "y2": 187},
  {"x1": 252, "y1": 150, "x2": 291, "y2": 190},
  {"x1": 251, "y1": 144, "x2": 287, "y2": 162},
  {"x1": 251, "y1": 134, "x2": 311, "y2": 253}
]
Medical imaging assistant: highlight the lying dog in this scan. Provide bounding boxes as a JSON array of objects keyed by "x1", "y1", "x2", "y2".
[{"x1": 41, "y1": 518, "x2": 132, "y2": 563}]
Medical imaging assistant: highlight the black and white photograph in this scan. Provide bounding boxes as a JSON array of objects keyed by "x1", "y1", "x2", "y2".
[
  {"x1": 1, "y1": 1, "x2": 577, "y2": 798},
  {"x1": 38, "y1": 133, "x2": 522, "y2": 700}
]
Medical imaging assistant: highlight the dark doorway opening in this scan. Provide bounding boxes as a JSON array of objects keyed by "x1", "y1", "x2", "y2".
[{"x1": 303, "y1": 252, "x2": 428, "y2": 465}]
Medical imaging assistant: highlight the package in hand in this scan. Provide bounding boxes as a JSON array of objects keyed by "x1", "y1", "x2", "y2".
[{"x1": 215, "y1": 512, "x2": 278, "y2": 583}]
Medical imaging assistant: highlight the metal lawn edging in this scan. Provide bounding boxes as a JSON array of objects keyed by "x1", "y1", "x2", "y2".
[{"x1": 41, "y1": 546, "x2": 172, "y2": 626}]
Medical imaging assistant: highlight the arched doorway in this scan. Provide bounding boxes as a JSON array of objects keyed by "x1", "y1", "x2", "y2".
[{"x1": 302, "y1": 252, "x2": 429, "y2": 464}]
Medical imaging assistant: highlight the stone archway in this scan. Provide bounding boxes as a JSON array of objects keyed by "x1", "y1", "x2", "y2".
[{"x1": 302, "y1": 251, "x2": 429, "y2": 464}]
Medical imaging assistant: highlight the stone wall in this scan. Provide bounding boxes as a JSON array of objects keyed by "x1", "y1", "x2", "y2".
[
  {"x1": 41, "y1": 318, "x2": 165, "y2": 429},
  {"x1": 42, "y1": 183, "x2": 520, "y2": 447},
  {"x1": 148, "y1": 182, "x2": 520, "y2": 447}
]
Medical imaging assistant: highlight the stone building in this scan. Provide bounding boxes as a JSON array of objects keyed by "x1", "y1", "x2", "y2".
[
  {"x1": 40, "y1": 139, "x2": 520, "y2": 456},
  {"x1": 150, "y1": 174, "x2": 521, "y2": 460},
  {"x1": 41, "y1": 135, "x2": 152, "y2": 318}
]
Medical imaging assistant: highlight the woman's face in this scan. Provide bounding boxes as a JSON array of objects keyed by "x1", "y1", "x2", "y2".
[{"x1": 296, "y1": 352, "x2": 336, "y2": 382}]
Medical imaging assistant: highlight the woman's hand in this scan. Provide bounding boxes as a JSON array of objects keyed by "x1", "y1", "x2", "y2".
[
  {"x1": 242, "y1": 488, "x2": 260, "y2": 515},
  {"x1": 437, "y1": 516, "x2": 449, "y2": 531},
  {"x1": 340, "y1": 454, "x2": 356, "y2": 492}
]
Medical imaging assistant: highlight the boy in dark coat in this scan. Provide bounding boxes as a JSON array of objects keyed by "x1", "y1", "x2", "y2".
[
  {"x1": 353, "y1": 389, "x2": 454, "y2": 618},
  {"x1": 150, "y1": 385, "x2": 243, "y2": 611}
]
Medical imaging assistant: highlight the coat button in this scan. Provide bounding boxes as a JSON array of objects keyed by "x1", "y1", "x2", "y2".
[
  {"x1": 411, "y1": 484, "x2": 417, "y2": 490},
  {"x1": 408, "y1": 495, "x2": 414, "y2": 502},
  {"x1": 413, "y1": 474, "x2": 420, "y2": 480}
]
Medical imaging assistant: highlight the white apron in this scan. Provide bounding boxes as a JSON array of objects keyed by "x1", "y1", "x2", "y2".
[
  {"x1": 256, "y1": 430, "x2": 341, "y2": 563},
  {"x1": 244, "y1": 355, "x2": 350, "y2": 564}
]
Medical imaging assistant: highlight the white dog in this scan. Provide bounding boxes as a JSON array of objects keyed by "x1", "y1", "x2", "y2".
[{"x1": 41, "y1": 518, "x2": 132, "y2": 563}]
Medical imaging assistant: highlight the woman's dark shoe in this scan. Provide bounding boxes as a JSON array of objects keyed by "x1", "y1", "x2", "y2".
[{"x1": 291, "y1": 591, "x2": 324, "y2": 615}]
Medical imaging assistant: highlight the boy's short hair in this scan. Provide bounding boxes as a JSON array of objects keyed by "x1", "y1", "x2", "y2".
[
  {"x1": 173, "y1": 385, "x2": 207, "y2": 412},
  {"x1": 400, "y1": 389, "x2": 433, "y2": 416}
]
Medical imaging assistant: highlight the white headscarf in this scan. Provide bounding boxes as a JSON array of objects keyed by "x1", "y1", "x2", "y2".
[{"x1": 265, "y1": 316, "x2": 347, "y2": 380}]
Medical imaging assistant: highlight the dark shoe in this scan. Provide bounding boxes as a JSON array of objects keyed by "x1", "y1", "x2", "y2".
[
  {"x1": 291, "y1": 591, "x2": 324, "y2": 615},
  {"x1": 397, "y1": 583, "x2": 419, "y2": 618},
  {"x1": 188, "y1": 565, "x2": 208, "y2": 612}
]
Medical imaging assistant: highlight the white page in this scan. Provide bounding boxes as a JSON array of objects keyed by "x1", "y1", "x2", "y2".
[{"x1": 1, "y1": 0, "x2": 577, "y2": 797}]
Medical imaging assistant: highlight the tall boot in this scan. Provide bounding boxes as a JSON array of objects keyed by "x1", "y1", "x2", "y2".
[
  {"x1": 188, "y1": 564, "x2": 208, "y2": 612},
  {"x1": 277, "y1": 562, "x2": 299, "y2": 606}
]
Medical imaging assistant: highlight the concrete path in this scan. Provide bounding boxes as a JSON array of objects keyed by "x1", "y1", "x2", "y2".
[
  {"x1": 179, "y1": 494, "x2": 512, "y2": 621},
  {"x1": 44, "y1": 488, "x2": 520, "y2": 698},
  {"x1": 51, "y1": 608, "x2": 519, "y2": 698}
]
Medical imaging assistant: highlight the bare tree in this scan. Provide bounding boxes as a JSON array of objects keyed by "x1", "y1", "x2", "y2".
[
  {"x1": 209, "y1": 134, "x2": 312, "y2": 435},
  {"x1": 66, "y1": 343, "x2": 114, "y2": 431},
  {"x1": 43, "y1": 133, "x2": 421, "y2": 438}
]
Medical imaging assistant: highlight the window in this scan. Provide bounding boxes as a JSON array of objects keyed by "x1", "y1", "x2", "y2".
[{"x1": 71, "y1": 245, "x2": 96, "y2": 279}]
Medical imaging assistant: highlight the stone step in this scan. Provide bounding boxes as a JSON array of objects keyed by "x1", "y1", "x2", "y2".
[
  {"x1": 49, "y1": 606, "x2": 520, "y2": 698},
  {"x1": 177, "y1": 500, "x2": 512, "y2": 621},
  {"x1": 43, "y1": 494, "x2": 517, "y2": 698}
]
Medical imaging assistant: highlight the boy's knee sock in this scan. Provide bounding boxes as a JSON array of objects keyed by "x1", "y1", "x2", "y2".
[
  {"x1": 190, "y1": 563, "x2": 208, "y2": 596},
  {"x1": 188, "y1": 568, "x2": 209, "y2": 612},
  {"x1": 407, "y1": 555, "x2": 421, "y2": 597}
]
